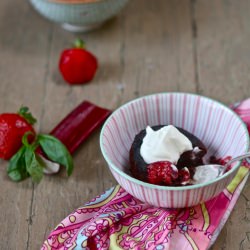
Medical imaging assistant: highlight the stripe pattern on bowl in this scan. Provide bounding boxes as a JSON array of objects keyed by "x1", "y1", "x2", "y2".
[
  {"x1": 48, "y1": 0, "x2": 103, "y2": 3},
  {"x1": 109, "y1": 166, "x2": 234, "y2": 208},
  {"x1": 101, "y1": 93, "x2": 249, "y2": 208}
]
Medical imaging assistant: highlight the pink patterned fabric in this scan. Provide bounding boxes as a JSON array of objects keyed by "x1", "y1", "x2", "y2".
[{"x1": 42, "y1": 98, "x2": 250, "y2": 250}]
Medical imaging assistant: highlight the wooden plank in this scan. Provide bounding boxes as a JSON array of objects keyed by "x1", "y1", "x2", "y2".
[
  {"x1": 1, "y1": 0, "x2": 249, "y2": 249},
  {"x1": 0, "y1": 0, "x2": 53, "y2": 249},
  {"x1": 27, "y1": 0, "x2": 196, "y2": 248},
  {"x1": 120, "y1": 0, "x2": 196, "y2": 100},
  {"x1": 194, "y1": 0, "x2": 250, "y2": 104},
  {"x1": 194, "y1": 0, "x2": 250, "y2": 249}
]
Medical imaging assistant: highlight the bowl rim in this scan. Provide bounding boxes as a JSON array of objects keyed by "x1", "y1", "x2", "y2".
[
  {"x1": 100, "y1": 92, "x2": 250, "y2": 191},
  {"x1": 45, "y1": 0, "x2": 120, "y2": 4}
]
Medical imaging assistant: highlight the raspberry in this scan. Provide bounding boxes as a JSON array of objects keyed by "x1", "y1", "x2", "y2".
[
  {"x1": 209, "y1": 156, "x2": 232, "y2": 166},
  {"x1": 219, "y1": 156, "x2": 232, "y2": 165},
  {"x1": 177, "y1": 167, "x2": 191, "y2": 185},
  {"x1": 147, "y1": 161, "x2": 178, "y2": 185}
]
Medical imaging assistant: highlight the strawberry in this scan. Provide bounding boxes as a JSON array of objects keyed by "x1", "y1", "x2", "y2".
[
  {"x1": 147, "y1": 161, "x2": 178, "y2": 185},
  {"x1": 0, "y1": 107, "x2": 36, "y2": 160},
  {"x1": 0, "y1": 107, "x2": 74, "y2": 183},
  {"x1": 59, "y1": 39, "x2": 98, "y2": 85}
]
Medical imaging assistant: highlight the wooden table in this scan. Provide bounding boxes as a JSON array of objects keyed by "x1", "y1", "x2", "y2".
[{"x1": 0, "y1": 0, "x2": 250, "y2": 249}]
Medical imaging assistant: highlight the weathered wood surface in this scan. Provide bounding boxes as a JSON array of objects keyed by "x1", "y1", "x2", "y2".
[{"x1": 0, "y1": 0, "x2": 249, "y2": 249}]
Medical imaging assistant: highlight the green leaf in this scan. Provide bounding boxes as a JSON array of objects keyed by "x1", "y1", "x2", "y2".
[
  {"x1": 25, "y1": 147, "x2": 43, "y2": 183},
  {"x1": 7, "y1": 146, "x2": 29, "y2": 182},
  {"x1": 38, "y1": 134, "x2": 74, "y2": 176},
  {"x1": 7, "y1": 132, "x2": 74, "y2": 183},
  {"x1": 18, "y1": 106, "x2": 37, "y2": 125}
]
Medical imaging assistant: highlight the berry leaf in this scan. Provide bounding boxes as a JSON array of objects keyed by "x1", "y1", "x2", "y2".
[
  {"x1": 18, "y1": 106, "x2": 37, "y2": 125},
  {"x1": 38, "y1": 134, "x2": 73, "y2": 176},
  {"x1": 25, "y1": 147, "x2": 43, "y2": 183},
  {"x1": 7, "y1": 146, "x2": 29, "y2": 181}
]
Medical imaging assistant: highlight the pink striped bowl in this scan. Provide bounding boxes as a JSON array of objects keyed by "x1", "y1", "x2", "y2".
[{"x1": 100, "y1": 93, "x2": 249, "y2": 208}]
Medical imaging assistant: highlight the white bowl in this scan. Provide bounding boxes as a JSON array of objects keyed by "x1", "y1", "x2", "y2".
[
  {"x1": 29, "y1": 0, "x2": 129, "y2": 32},
  {"x1": 100, "y1": 93, "x2": 249, "y2": 208}
]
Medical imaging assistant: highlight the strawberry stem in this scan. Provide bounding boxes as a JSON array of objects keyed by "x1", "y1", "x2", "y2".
[
  {"x1": 18, "y1": 106, "x2": 37, "y2": 125},
  {"x1": 74, "y1": 39, "x2": 85, "y2": 49}
]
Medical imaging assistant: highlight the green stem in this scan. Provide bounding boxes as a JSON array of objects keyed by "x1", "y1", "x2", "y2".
[
  {"x1": 22, "y1": 131, "x2": 37, "y2": 150},
  {"x1": 74, "y1": 38, "x2": 85, "y2": 49}
]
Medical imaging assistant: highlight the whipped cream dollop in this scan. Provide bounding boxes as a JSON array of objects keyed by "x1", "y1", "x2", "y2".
[
  {"x1": 140, "y1": 125, "x2": 193, "y2": 164},
  {"x1": 192, "y1": 165, "x2": 220, "y2": 184}
]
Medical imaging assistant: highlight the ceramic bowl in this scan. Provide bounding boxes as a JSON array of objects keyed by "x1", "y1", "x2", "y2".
[
  {"x1": 100, "y1": 93, "x2": 249, "y2": 208},
  {"x1": 29, "y1": 0, "x2": 129, "y2": 32}
]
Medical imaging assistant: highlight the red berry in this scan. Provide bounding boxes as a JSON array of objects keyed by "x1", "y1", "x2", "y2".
[
  {"x1": 210, "y1": 155, "x2": 232, "y2": 166},
  {"x1": 59, "y1": 40, "x2": 98, "y2": 85},
  {"x1": 0, "y1": 108, "x2": 36, "y2": 160},
  {"x1": 219, "y1": 156, "x2": 232, "y2": 166},
  {"x1": 147, "y1": 161, "x2": 178, "y2": 185},
  {"x1": 247, "y1": 124, "x2": 250, "y2": 134},
  {"x1": 177, "y1": 167, "x2": 191, "y2": 185}
]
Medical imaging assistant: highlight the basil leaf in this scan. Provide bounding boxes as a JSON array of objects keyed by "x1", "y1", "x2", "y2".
[
  {"x1": 25, "y1": 147, "x2": 43, "y2": 183},
  {"x1": 7, "y1": 146, "x2": 29, "y2": 181},
  {"x1": 38, "y1": 134, "x2": 74, "y2": 176}
]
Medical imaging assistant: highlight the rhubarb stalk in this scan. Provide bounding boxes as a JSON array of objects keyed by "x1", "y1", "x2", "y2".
[{"x1": 39, "y1": 101, "x2": 111, "y2": 174}]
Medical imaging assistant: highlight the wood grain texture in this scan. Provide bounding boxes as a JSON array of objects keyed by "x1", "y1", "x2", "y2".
[
  {"x1": 193, "y1": 0, "x2": 250, "y2": 249},
  {"x1": 0, "y1": 0, "x2": 52, "y2": 249},
  {"x1": 0, "y1": 0, "x2": 249, "y2": 249},
  {"x1": 194, "y1": 0, "x2": 250, "y2": 104}
]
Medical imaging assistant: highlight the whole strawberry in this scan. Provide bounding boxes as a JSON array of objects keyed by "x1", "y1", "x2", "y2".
[
  {"x1": 147, "y1": 161, "x2": 178, "y2": 185},
  {"x1": 0, "y1": 107, "x2": 36, "y2": 160},
  {"x1": 59, "y1": 39, "x2": 98, "y2": 85}
]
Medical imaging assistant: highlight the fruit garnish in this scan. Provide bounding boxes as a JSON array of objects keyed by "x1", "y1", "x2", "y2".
[
  {"x1": 209, "y1": 155, "x2": 232, "y2": 166},
  {"x1": 3, "y1": 101, "x2": 111, "y2": 182},
  {"x1": 147, "y1": 161, "x2": 191, "y2": 186},
  {"x1": 177, "y1": 167, "x2": 191, "y2": 185},
  {"x1": 147, "y1": 161, "x2": 178, "y2": 185},
  {"x1": 59, "y1": 39, "x2": 98, "y2": 85},
  {"x1": 7, "y1": 132, "x2": 73, "y2": 183},
  {"x1": 0, "y1": 107, "x2": 36, "y2": 160}
]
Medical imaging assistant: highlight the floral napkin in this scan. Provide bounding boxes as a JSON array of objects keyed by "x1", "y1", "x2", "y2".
[{"x1": 42, "y1": 98, "x2": 250, "y2": 250}]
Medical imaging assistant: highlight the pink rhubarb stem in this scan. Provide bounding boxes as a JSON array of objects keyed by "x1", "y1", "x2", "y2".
[
  {"x1": 37, "y1": 101, "x2": 111, "y2": 174},
  {"x1": 50, "y1": 101, "x2": 111, "y2": 153}
]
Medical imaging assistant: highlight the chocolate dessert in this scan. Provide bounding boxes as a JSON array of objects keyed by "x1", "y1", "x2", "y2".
[{"x1": 129, "y1": 125, "x2": 207, "y2": 186}]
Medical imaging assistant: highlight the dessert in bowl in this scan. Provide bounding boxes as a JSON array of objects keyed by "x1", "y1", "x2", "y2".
[
  {"x1": 100, "y1": 93, "x2": 249, "y2": 208},
  {"x1": 130, "y1": 124, "x2": 208, "y2": 186}
]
